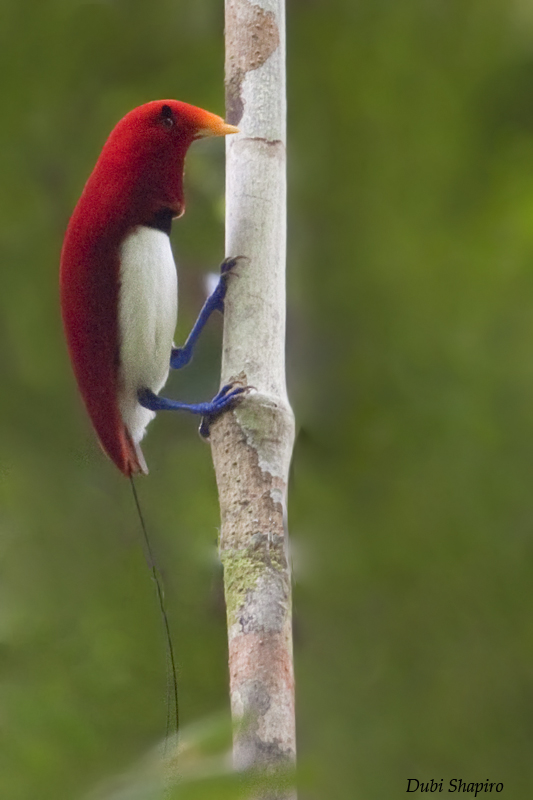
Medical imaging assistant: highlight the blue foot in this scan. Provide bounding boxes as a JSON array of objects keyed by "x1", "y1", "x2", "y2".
[
  {"x1": 138, "y1": 382, "x2": 248, "y2": 420},
  {"x1": 170, "y1": 256, "x2": 246, "y2": 370}
]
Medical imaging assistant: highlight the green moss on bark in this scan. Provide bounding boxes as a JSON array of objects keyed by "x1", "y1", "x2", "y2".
[{"x1": 221, "y1": 537, "x2": 286, "y2": 625}]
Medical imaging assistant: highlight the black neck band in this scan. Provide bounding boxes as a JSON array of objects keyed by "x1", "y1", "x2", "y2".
[{"x1": 145, "y1": 208, "x2": 173, "y2": 235}]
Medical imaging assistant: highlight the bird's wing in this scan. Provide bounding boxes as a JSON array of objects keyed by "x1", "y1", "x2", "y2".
[{"x1": 60, "y1": 218, "x2": 146, "y2": 476}]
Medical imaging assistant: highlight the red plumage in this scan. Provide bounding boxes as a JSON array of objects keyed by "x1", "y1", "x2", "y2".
[{"x1": 60, "y1": 100, "x2": 236, "y2": 475}]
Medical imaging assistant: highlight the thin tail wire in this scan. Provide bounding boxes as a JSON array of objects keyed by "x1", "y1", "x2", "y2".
[{"x1": 129, "y1": 475, "x2": 179, "y2": 740}]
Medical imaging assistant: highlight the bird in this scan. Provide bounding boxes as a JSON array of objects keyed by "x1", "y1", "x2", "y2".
[{"x1": 60, "y1": 100, "x2": 244, "y2": 476}]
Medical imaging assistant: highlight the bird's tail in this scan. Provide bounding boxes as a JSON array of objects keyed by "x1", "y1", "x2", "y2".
[{"x1": 129, "y1": 476, "x2": 179, "y2": 742}]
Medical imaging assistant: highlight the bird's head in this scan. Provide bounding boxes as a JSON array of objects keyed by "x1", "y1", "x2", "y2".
[
  {"x1": 115, "y1": 99, "x2": 239, "y2": 146},
  {"x1": 95, "y1": 100, "x2": 239, "y2": 220}
]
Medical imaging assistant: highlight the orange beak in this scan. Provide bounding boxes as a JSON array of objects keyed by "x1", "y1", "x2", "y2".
[{"x1": 196, "y1": 111, "x2": 240, "y2": 138}]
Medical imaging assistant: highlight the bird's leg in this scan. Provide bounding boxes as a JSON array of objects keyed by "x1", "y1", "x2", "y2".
[
  {"x1": 138, "y1": 382, "x2": 248, "y2": 429},
  {"x1": 170, "y1": 256, "x2": 244, "y2": 370}
]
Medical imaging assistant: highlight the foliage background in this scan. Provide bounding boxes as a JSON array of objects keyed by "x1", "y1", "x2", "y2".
[{"x1": 1, "y1": 0, "x2": 533, "y2": 797}]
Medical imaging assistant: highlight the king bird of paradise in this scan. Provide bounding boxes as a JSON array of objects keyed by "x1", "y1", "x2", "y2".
[{"x1": 60, "y1": 99, "x2": 245, "y2": 476}]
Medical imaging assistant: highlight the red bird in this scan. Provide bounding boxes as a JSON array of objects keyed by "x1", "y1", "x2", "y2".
[{"x1": 60, "y1": 100, "x2": 243, "y2": 476}]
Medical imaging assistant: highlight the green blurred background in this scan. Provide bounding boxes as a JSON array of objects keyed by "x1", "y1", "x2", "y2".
[{"x1": 1, "y1": 0, "x2": 533, "y2": 797}]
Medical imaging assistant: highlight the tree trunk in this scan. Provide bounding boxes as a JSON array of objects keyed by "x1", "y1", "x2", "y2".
[{"x1": 209, "y1": 0, "x2": 296, "y2": 792}]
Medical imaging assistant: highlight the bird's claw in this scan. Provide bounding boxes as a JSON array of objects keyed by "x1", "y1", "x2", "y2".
[
  {"x1": 214, "y1": 256, "x2": 248, "y2": 312},
  {"x1": 199, "y1": 381, "x2": 252, "y2": 438},
  {"x1": 220, "y1": 255, "x2": 248, "y2": 278}
]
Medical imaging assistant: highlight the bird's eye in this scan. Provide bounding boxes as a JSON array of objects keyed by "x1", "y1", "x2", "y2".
[{"x1": 161, "y1": 105, "x2": 175, "y2": 129}]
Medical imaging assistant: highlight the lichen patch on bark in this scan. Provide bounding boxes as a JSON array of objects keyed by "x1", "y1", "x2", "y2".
[
  {"x1": 211, "y1": 395, "x2": 289, "y2": 551},
  {"x1": 225, "y1": 0, "x2": 280, "y2": 124}
]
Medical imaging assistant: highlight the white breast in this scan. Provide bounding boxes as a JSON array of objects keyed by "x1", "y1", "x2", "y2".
[{"x1": 117, "y1": 225, "x2": 177, "y2": 445}]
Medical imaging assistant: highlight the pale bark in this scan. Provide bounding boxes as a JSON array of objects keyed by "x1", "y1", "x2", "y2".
[{"x1": 209, "y1": 0, "x2": 295, "y2": 793}]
